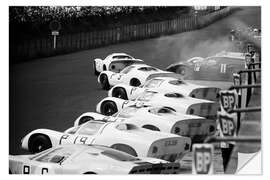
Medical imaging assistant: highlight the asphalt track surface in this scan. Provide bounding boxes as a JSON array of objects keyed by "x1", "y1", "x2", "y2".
[{"x1": 10, "y1": 6, "x2": 261, "y2": 174}]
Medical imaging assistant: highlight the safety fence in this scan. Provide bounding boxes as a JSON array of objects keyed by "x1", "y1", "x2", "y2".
[{"x1": 11, "y1": 7, "x2": 237, "y2": 62}]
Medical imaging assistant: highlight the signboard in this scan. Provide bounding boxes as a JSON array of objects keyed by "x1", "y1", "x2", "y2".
[
  {"x1": 219, "y1": 89, "x2": 238, "y2": 113},
  {"x1": 49, "y1": 20, "x2": 61, "y2": 31},
  {"x1": 51, "y1": 31, "x2": 59, "y2": 36},
  {"x1": 49, "y1": 21, "x2": 61, "y2": 49},
  {"x1": 218, "y1": 113, "x2": 237, "y2": 137},
  {"x1": 192, "y1": 144, "x2": 214, "y2": 174},
  {"x1": 218, "y1": 89, "x2": 238, "y2": 147}
]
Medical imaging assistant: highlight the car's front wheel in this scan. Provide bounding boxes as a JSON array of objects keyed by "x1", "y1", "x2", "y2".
[
  {"x1": 130, "y1": 78, "x2": 141, "y2": 87},
  {"x1": 100, "y1": 101, "x2": 118, "y2": 116},
  {"x1": 29, "y1": 134, "x2": 52, "y2": 153},
  {"x1": 78, "y1": 116, "x2": 94, "y2": 126},
  {"x1": 112, "y1": 87, "x2": 128, "y2": 100},
  {"x1": 99, "y1": 74, "x2": 110, "y2": 90}
]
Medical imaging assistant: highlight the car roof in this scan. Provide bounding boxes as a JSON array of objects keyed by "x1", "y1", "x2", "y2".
[
  {"x1": 150, "y1": 76, "x2": 180, "y2": 81},
  {"x1": 211, "y1": 51, "x2": 245, "y2": 60},
  {"x1": 108, "y1": 53, "x2": 131, "y2": 57}
]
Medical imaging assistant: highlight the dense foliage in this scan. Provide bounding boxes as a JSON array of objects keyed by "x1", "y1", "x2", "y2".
[{"x1": 10, "y1": 6, "x2": 191, "y2": 41}]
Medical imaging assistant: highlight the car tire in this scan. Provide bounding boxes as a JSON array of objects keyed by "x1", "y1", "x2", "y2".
[
  {"x1": 99, "y1": 74, "x2": 110, "y2": 90},
  {"x1": 93, "y1": 61, "x2": 99, "y2": 76},
  {"x1": 79, "y1": 116, "x2": 94, "y2": 126},
  {"x1": 130, "y1": 78, "x2": 141, "y2": 87},
  {"x1": 29, "y1": 134, "x2": 52, "y2": 153},
  {"x1": 100, "y1": 101, "x2": 118, "y2": 116},
  {"x1": 111, "y1": 144, "x2": 138, "y2": 157},
  {"x1": 112, "y1": 88, "x2": 128, "y2": 100},
  {"x1": 175, "y1": 65, "x2": 193, "y2": 79}
]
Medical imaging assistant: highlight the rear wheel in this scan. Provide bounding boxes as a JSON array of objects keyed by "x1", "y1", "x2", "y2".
[
  {"x1": 130, "y1": 78, "x2": 141, "y2": 87},
  {"x1": 29, "y1": 134, "x2": 52, "y2": 153},
  {"x1": 100, "y1": 74, "x2": 110, "y2": 90},
  {"x1": 100, "y1": 101, "x2": 118, "y2": 116},
  {"x1": 112, "y1": 88, "x2": 128, "y2": 100},
  {"x1": 111, "y1": 144, "x2": 137, "y2": 157}
]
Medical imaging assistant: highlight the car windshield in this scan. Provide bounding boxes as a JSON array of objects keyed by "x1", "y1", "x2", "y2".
[
  {"x1": 120, "y1": 65, "x2": 135, "y2": 74},
  {"x1": 144, "y1": 79, "x2": 164, "y2": 88},
  {"x1": 137, "y1": 66, "x2": 158, "y2": 72},
  {"x1": 112, "y1": 55, "x2": 133, "y2": 60},
  {"x1": 77, "y1": 121, "x2": 105, "y2": 136},
  {"x1": 109, "y1": 60, "x2": 141, "y2": 73},
  {"x1": 93, "y1": 146, "x2": 140, "y2": 161},
  {"x1": 66, "y1": 126, "x2": 81, "y2": 134},
  {"x1": 34, "y1": 147, "x2": 76, "y2": 164},
  {"x1": 117, "y1": 106, "x2": 139, "y2": 118},
  {"x1": 168, "y1": 79, "x2": 186, "y2": 86}
]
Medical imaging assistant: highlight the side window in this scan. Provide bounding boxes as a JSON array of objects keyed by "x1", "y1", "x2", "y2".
[{"x1": 66, "y1": 126, "x2": 81, "y2": 134}]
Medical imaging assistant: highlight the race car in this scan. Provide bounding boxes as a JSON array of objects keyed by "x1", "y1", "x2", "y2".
[
  {"x1": 93, "y1": 53, "x2": 143, "y2": 75},
  {"x1": 21, "y1": 121, "x2": 191, "y2": 162},
  {"x1": 96, "y1": 91, "x2": 219, "y2": 119},
  {"x1": 98, "y1": 63, "x2": 183, "y2": 90},
  {"x1": 166, "y1": 51, "x2": 247, "y2": 83},
  {"x1": 73, "y1": 106, "x2": 217, "y2": 143},
  {"x1": 10, "y1": 144, "x2": 181, "y2": 174},
  {"x1": 108, "y1": 77, "x2": 220, "y2": 102}
]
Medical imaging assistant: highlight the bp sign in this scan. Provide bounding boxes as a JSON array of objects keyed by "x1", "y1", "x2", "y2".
[
  {"x1": 49, "y1": 20, "x2": 61, "y2": 49},
  {"x1": 192, "y1": 144, "x2": 214, "y2": 174}
]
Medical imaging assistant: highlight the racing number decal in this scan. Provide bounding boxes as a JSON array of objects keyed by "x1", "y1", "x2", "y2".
[
  {"x1": 194, "y1": 63, "x2": 201, "y2": 71},
  {"x1": 130, "y1": 87, "x2": 137, "y2": 95},
  {"x1": 60, "y1": 134, "x2": 88, "y2": 145},
  {"x1": 220, "y1": 64, "x2": 227, "y2": 73},
  {"x1": 41, "y1": 168, "x2": 49, "y2": 174},
  {"x1": 117, "y1": 74, "x2": 123, "y2": 80},
  {"x1": 218, "y1": 115, "x2": 236, "y2": 136},
  {"x1": 79, "y1": 137, "x2": 88, "y2": 144},
  {"x1": 22, "y1": 165, "x2": 49, "y2": 174},
  {"x1": 59, "y1": 134, "x2": 69, "y2": 145},
  {"x1": 192, "y1": 144, "x2": 214, "y2": 174},
  {"x1": 23, "y1": 165, "x2": 30, "y2": 174}
]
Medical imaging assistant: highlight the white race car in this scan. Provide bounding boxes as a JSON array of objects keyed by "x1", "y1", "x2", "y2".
[
  {"x1": 21, "y1": 121, "x2": 191, "y2": 162},
  {"x1": 93, "y1": 53, "x2": 143, "y2": 75},
  {"x1": 10, "y1": 144, "x2": 181, "y2": 174},
  {"x1": 96, "y1": 91, "x2": 219, "y2": 119},
  {"x1": 98, "y1": 63, "x2": 183, "y2": 90},
  {"x1": 73, "y1": 107, "x2": 216, "y2": 143},
  {"x1": 108, "y1": 77, "x2": 220, "y2": 101}
]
